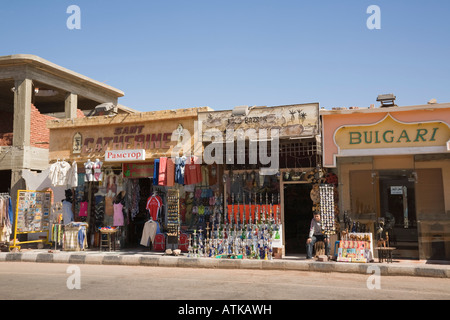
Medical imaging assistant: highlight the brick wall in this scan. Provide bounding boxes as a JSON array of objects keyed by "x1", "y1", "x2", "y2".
[
  {"x1": 0, "y1": 105, "x2": 86, "y2": 147},
  {"x1": 30, "y1": 104, "x2": 86, "y2": 149},
  {"x1": 30, "y1": 104, "x2": 58, "y2": 149},
  {"x1": 0, "y1": 111, "x2": 14, "y2": 146}
]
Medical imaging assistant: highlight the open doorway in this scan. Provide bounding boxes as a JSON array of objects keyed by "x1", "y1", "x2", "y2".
[
  {"x1": 379, "y1": 170, "x2": 418, "y2": 259},
  {"x1": 283, "y1": 183, "x2": 313, "y2": 254}
]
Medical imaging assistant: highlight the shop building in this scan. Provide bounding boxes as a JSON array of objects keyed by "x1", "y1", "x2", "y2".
[
  {"x1": 321, "y1": 100, "x2": 450, "y2": 260},
  {"x1": 47, "y1": 107, "x2": 213, "y2": 250},
  {"x1": 44, "y1": 102, "x2": 329, "y2": 259},
  {"x1": 198, "y1": 103, "x2": 326, "y2": 257}
]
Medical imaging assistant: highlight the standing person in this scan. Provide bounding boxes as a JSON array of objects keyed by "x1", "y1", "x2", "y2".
[{"x1": 306, "y1": 213, "x2": 329, "y2": 259}]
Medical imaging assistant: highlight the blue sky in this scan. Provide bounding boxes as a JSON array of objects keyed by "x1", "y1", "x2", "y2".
[{"x1": 1, "y1": 1, "x2": 449, "y2": 112}]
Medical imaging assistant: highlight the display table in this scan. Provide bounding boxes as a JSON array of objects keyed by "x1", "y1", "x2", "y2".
[
  {"x1": 375, "y1": 247, "x2": 396, "y2": 263},
  {"x1": 337, "y1": 233, "x2": 373, "y2": 263},
  {"x1": 99, "y1": 228, "x2": 119, "y2": 252}
]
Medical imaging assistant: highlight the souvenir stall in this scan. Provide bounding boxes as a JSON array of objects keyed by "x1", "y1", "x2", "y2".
[
  {"x1": 197, "y1": 103, "x2": 321, "y2": 258},
  {"x1": 10, "y1": 190, "x2": 52, "y2": 250}
]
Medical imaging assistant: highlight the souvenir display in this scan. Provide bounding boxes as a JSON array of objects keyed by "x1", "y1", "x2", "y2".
[
  {"x1": 188, "y1": 192, "x2": 281, "y2": 260},
  {"x1": 319, "y1": 184, "x2": 335, "y2": 235},
  {"x1": 10, "y1": 190, "x2": 52, "y2": 250},
  {"x1": 15, "y1": 191, "x2": 51, "y2": 233},
  {"x1": 166, "y1": 189, "x2": 180, "y2": 241},
  {"x1": 337, "y1": 232, "x2": 373, "y2": 263}
]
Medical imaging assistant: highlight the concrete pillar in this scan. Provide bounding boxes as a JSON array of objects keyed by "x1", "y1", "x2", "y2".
[
  {"x1": 13, "y1": 78, "x2": 32, "y2": 147},
  {"x1": 65, "y1": 92, "x2": 78, "y2": 119}
]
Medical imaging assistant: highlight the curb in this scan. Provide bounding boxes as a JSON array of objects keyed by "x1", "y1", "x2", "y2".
[{"x1": 1, "y1": 251, "x2": 449, "y2": 278}]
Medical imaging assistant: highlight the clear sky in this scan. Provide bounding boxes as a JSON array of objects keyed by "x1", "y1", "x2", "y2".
[{"x1": 1, "y1": 1, "x2": 449, "y2": 112}]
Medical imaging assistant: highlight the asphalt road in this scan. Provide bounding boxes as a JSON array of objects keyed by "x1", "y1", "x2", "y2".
[{"x1": 1, "y1": 262, "x2": 450, "y2": 302}]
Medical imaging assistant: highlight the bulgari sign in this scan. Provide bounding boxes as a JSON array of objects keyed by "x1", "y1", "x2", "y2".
[{"x1": 334, "y1": 114, "x2": 450, "y2": 157}]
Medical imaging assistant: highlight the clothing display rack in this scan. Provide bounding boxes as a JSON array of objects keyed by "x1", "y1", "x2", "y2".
[{"x1": 166, "y1": 189, "x2": 180, "y2": 248}]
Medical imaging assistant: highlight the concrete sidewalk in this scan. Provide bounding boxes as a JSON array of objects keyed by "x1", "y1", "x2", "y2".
[{"x1": 1, "y1": 249, "x2": 450, "y2": 278}]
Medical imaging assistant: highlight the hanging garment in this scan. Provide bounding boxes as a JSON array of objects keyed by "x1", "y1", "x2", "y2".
[
  {"x1": 79, "y1": 202, "x2": 88, "y2": 217},
  {"x1": 49, "y1": 160, "x2": 72, "y2": 187},
  {"x1": 84, "y1": 160, "x2": 94, "y2": 182},
  {"x1": 175, "y1": 156, "x2": 186, "y2": 185},
  {"x1": 66, "y1": 161, "x2": 78, "y2": 188},
  {"x1": 105, "y1": 194, "x2": 114, "y2": 216},
  {"x1": 140, "y1": 220, "x2": 158, "y2": 247},
  {"x1": 153, "y1": 159, "x2": 160, "y2": 185},
  {"x1": 93, "y1": 160, "x2": 103, "y2": 182},
  {"x1": 125, "y1": 179, "x2": 140, "y2": 221},
  {"x1": 62, "y1": 200, "x2": 74, "y2": 225},
  {"x1": 185, "y1": 157, "x2": 202, "y2": 185},
  {"x1": 8, "y1": 197, "x2": 13, "y2": 226},
  {"x1": 94, "y1": 195, "x2": 105, "y2": 229},
  {"x1": 146, "y1": 194, "x2": 163, "y2": 221},
  {"x1": 113, "y1": 202, "x2": 124, "y2": 227},
  {"x1": 158, "y1": 157, "x2": 168, "y2": 186},
  {"x1": 166, "y1": 158, "x2": 175, "y2": 187},
  {"x1": 201, "y1": 165, "x2": 209, "y2": 186}
]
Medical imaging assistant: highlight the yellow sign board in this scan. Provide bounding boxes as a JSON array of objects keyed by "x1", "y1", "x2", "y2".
[{"x1": 334, "y1": 114, "x2": 450, "y2": 155}]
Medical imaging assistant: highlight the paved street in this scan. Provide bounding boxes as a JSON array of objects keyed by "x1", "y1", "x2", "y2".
[{"x1": 1, "y1": 262, "x2": 450, "y2": 302}]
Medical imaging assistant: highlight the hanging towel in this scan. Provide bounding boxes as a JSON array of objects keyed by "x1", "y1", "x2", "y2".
[
  {"x1": 166, "y1": 158, "x2": 175, "y2": 187},
  {"x1": 158, "y1": 157, "x2": 168, "y2": 186},
  {"x1": 153, "y1": 159, "x2": 160, "y2": 185}
]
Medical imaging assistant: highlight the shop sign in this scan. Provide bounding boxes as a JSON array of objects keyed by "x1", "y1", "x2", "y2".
[
  {"x1": 105, "y1": 149, "x2": 146, "y2": 162},
  {"x1": 390, "y1": 186, "x2": 403, "y2": 195},
  {"x1": 334, "y1": 114, "x2": 450, "y2": 156},
  {"x1": 81, "y1": 125, "x2": 173, "y2": 154},
  {"x1": 122, "y1": 162, "x2": 154, "y2": 178},
  {"x1": 198, "y1": 104, "x2": 319, "y2": 140}
]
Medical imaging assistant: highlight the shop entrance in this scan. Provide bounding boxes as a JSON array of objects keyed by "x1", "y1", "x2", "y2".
[
  {"x1": 379, "y1": 171, "x2": 418, "y2": 259},
  {"x1": 126, "y1": 178, "x2": 152, "y2": 248},
  {"x1": 283, "y1": 183, "x2": 313, "y2": 254}
]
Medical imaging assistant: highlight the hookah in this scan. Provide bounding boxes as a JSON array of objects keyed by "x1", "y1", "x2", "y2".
[
  {"x1": 192, "y1": 229, "x2": 198, "y2": 257},
  {"x1": 236, "y1": 193, "x2": 240, "y2": 227},
  {"x1": 187, "y1": 234, "x2": 193, "y2": 258},
  {"x1": 268, "y1": 238, "x2": 273, "y2": 260},
  {"x1": 230, "y1": 193, "x2": 234, "y2": 231},
  {"x1": 242, "y1": 193, "x2": 246, "y2": 229},
  {"x1": 254, "y1": 193, "x2": 258, "y2": 225},
  {"x1": 198, "y1": 227, "x2": 204, "y2": 257}
]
